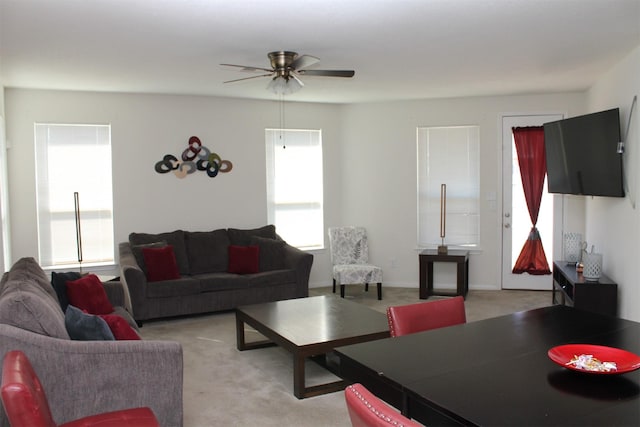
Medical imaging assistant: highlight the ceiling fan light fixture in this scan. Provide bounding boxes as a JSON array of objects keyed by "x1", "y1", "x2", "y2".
[{"x1": 267, "y1": 75, "x2": 302, "y2": 95}]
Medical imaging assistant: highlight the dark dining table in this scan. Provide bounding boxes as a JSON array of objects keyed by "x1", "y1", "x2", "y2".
[{"x1": 335, "y1": 305, "x2": 640, "y2": 426}]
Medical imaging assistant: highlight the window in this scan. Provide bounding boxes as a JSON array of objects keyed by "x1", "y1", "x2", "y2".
[
  {"x1": 35, "y1": 124, "x2": 114, "y2": 268},
  {"x1": 265, "y1": 129, "x2": 324, "y2": 250},
  {"x1": 417, "y1": 125, "x2": 480, "y2": 248}
]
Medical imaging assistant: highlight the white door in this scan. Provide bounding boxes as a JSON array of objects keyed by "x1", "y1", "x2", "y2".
[{"x1": 501, "y1": 114, "x2": 562, "y2": 290}]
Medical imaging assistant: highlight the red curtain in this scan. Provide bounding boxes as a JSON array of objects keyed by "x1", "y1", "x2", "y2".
[{"x1": 511, "y1": 126, "x2": 551, "y2": 275}]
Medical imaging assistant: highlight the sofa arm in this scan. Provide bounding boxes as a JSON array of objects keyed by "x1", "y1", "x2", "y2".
[
  {"x1": 0, "y1": 324, "x2": 183, "y2": 427},
  {"x1": 118, "y1": 242, "x2": 148, "y2": 322},
  {"x1": 102, "y1": 280, "x2": 125, "y2": 308},
  {"x1": 282, "y1": 243, "x2": 313, "y2": 298}
]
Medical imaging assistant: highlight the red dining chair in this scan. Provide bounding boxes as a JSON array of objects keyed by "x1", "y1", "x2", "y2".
[
  {"x1": 386, "y1": 296, "x2": 466, "y2": 337},
  {"x1": 1, "y1": 350, "x2": 160, "y2": 427},
  {"x1": 345, "y1": 383, "x2": 422, "y2": 427}
]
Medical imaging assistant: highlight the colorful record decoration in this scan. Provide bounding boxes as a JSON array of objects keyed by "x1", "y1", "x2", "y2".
[{"x1": 154, "y1": 136, "x2": 233, "y2": 179}]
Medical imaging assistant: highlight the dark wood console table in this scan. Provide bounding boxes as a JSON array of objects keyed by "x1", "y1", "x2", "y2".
[
  {"x1": 552, "y1": 261, "x2": 617, "y2": 316},
  {"x1": 419, "y1": 249, "x2": 469, "y2": 299}
]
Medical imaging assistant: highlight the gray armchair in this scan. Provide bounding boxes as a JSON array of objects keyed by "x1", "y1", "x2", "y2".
[{"x1": 0, "y1": 324, "x2": 183, "y2": 427}]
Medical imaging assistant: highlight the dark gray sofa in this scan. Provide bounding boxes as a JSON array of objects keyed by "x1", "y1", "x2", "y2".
[
  {"x1": 0, "y1": 257, "x2": 183, "y2": 427},
  {"x1": 118, "y1": 225, "x2": 313, "y2": 324}
]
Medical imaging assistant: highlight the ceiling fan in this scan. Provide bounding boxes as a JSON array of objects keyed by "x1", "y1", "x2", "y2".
[{"x1": 221, "y1": 51, "x2": 355, "y2": 94}]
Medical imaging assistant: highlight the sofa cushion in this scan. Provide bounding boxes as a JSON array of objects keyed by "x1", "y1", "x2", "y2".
[
  {"x1": 251, "y1": 236, "x2": 286, "y2": 271},
  {"x1": 228, "y1": 245, "x2": 259, "y2": 274},
  {"x1": 228, "y1": 225, "x2": 276, "y2": 246},
  {"x1": 247, "y1": 270, "x2": 297, "y2": 287},
  {"x1": 131, "y1": 241, "x2": 168, "y2": 275},
  {"x1": 0, "y1": 279, "x2": 70, "y2": 339},
  {"x1": 65, "y1": 304, "x2": 115, "y2": 341},
  {"x1": 66, "y1": 274, "x2": 115, "y2": 315},
  {"x1": 145, "y1": 277, "x2": 201, "y2": 299},
  {"x1": 51, "y1": 271, "x2": 82, "y2": 312},
  {"x1": 129, "y1": 230, "x2": 190, "y2": 275},
  {"x1": 142, "y1": 245, "x2": 181, "y2": 282},
  {"x1": 99, "y1": 314, "x2": 141, "y2": 340},
  {"x1": 185, "y1": 230, "x2": 230, "y2": 274},
  {"x1": 197, "y1": 272, "x2": 250, "y2": 292}
]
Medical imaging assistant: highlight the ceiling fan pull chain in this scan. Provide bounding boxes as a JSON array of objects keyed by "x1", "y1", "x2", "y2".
[{"x1": 280, "y1": 93, "x2": 286, "y2": 149}]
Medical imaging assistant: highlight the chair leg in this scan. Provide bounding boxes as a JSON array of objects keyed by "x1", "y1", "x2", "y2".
[
  {"x1": 365, "y1": 283, "x2": 369, "y2": 292},
  {"x1": 340, "y1": 284, "x2": 346, "y2": 298},
  {"x1": 377, "y1": 283, "x2": 382, "y2": 300},
  {"x1": 333, "y1": 279, "x2": 336, "y2": 294}
]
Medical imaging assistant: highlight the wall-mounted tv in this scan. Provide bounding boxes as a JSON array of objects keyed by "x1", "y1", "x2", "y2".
[{"x1": 543, "y1": 108, "x2": 624, "y2": 197}]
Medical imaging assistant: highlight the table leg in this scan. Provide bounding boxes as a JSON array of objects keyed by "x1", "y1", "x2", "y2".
[
  {"x1": 456, "y1": 260, "x2": 465, "y2": 298},
  {"x1": 236, "y1": 315, "x2": 246, "y2": 351},
  {"x1": 293, "y1": 352, "x2": 306, "y2": 399},
  {"x1": 419, "y1": 256, "x2": 427, "y2": 299}
]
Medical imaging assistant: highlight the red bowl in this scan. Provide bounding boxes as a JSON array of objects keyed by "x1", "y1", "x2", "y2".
[{"x1": 548, "y1": 344, "x2": 640, "y2": 375}]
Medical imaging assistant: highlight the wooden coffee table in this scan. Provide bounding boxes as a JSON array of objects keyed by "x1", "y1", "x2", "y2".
[{"x1": 236, "y1": 295, "x2": 390, "y2": 399}]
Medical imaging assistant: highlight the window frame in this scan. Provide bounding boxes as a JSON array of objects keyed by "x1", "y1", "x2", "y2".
[
  {"x1": 34, "y1": 123, "x2": 115, "y2": 269},
  {"x1": 417, "y1": 125, "x2": 480, "y2": 250},
  {"x1": 265, "y1": 128, "x2": 324, "y2": 251}
]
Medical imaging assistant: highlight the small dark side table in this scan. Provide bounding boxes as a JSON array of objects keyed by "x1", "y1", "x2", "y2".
[{"x1": 419, "y1": 249, "x2": 469, "y2": 299}]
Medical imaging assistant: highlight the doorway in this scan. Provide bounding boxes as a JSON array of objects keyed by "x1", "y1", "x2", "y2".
[{"x1": 501, "y1": 114, "x2": 562, "y2": 290}]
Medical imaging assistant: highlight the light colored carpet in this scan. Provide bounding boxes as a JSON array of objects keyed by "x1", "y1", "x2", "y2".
[{"x1": 138, "y1": 287, "x2": 551, "y2": 427}]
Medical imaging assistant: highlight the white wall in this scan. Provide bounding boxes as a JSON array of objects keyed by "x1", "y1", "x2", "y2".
[
  {"x1": 586, "y1": 45, "x2": 640, "y2": 322},
  {"x1": 6, "y1": 89, "x2": 587, "y2": 294},
  {"x1": 338, "y1": 94, "x2": 586, "y2": 290},
  {"x1": 4, "y1": 89, "x2": 344, "y2": 282}
]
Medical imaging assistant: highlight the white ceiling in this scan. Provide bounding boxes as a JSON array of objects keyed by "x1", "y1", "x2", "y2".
[{"x1": 1, "y1": 0, "x2": 639, "y2": 104}]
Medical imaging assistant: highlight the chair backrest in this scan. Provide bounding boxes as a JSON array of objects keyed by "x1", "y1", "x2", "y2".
[
  {"x1": 328, "y1": 226, "x2": 370, "y2": 265},
  {"x1": 387, "y1": 296, "x2": 466, "y2": 337},
  {"x1": 345, "y1": 383, "x2": 422, "y2": 427},
  {"x1": 1, "y1": 350, "x2": 57, "y2": 427}
]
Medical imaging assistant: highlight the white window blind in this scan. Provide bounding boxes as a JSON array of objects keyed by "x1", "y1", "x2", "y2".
[
  {"x1": 35, "y1": 123, "x2": 114, "y2": 268},
  {"x1": 417, "y1": 125, "x2": 480, "y2": 248},
  {"x1": 265, "y1": 129, "x2": 324, "y2": 250}
]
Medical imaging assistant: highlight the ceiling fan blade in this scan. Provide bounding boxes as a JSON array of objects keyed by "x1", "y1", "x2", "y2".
[
  {"x1": 223, "y1": 73, "x2": 273, "y2": 83},
  {"x1": 297, "y1": 69, "x2": 355, "y2": 78},
  {"x1": 220, "y1": 63, "x2": 274, "y2": 73},
  {"x1": 291, "y1": 55, "x2": 320, "y2": 70},
  {"x1": 291, "y1": 73, "x2": 305, "y2": 87}
]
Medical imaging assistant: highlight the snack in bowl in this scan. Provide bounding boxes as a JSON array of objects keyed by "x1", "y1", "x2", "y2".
[{"x1": 566, "y1": 354, "x2": 617, "y2": 372}]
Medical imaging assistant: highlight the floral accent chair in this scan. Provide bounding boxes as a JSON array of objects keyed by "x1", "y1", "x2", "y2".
[{"x1": 328, "y1": 226, "x2": 383, "y2": 300}]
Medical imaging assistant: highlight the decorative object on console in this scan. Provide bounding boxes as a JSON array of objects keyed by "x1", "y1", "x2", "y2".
[
  {"x1": 563, "y1": 232, "x2": 582, "y2": 264},
  {"x1": 582, "y1": 245, "x2": 603, "y2": 281},
  {"x1": 438, "y1": 183, "x2": 448, "y2": 254},
  {"x1": 154, "y1": 135, "x2": 233, "y2": 179}
]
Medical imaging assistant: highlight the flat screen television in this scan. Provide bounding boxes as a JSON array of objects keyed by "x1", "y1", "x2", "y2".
[{"x1": 543, "y1": 108, "x2": 624, "y2": 197}]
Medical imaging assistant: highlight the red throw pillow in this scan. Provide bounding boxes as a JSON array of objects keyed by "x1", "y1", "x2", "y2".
[
  {"x1": 99, "y1": 314, "x2": 141, "y2": 340},
  {"x1": 66, "y1": 274, "x2": 114, "y2": 315},
  {"x1": 142, "y1": 245, "x2": 180, "y2": 282},
  {"x1": 228, "y1": 245, "x2": 259, "y2": 274}
]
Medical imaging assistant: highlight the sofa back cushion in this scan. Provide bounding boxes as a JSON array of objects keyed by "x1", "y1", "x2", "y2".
[
  {"x1": 250, "y1": 236, "x2": 286, "y2": 271},
  {"x1": 4, "y1": 257, "x2": 58, "y2": 301},
  {"x1": 129, "y1": 230, "x2": 190, "y2": 275},
  {"x1": 185, "y1": 230, "x2": 230, "y2": 274},
  {"x1": 228, "y1": 225, "x2": 276, "y2": 246},
  {"x1": 0, "y1": 279, "x2": 70, "y2": 339}
]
